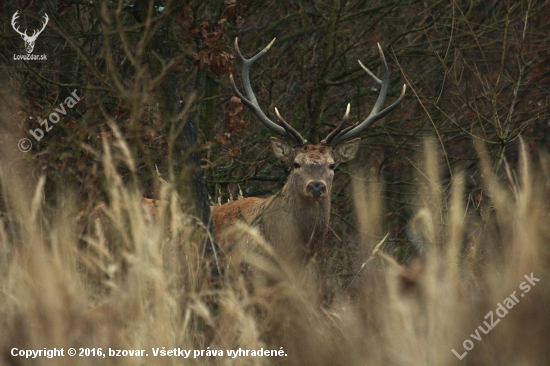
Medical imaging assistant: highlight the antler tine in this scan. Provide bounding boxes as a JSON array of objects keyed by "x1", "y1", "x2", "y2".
[
  {"x1": 358, "y1": 59, "x2": 382, "y2": 85},
  {"x1": 31, "y1": 13, "x2": 49, "y2": 38},
  {"x1": 11, "y1": 11, "x2": 26, "y2": 37},
  {"x1": 321, "y1": 103, "x2": 351, "y2": 145},
  {"x1": 330, "y1": 43, "x2": 406, "y2": 146},
  {"x1": 234, "y1": 37, "x2": 275, "y2": 65},
  {"x1": 38, "y1": 13, "x2": 49, "y2": 33},
  {"x1": 230, "y1": 38, "x2": 306, "y2": 146},
  {"x1": 339, "y1": 121, "x2": 359, "y2": 136},
  {"x1": 274, "y1": 108, "x2": 307, "y2": 145}
]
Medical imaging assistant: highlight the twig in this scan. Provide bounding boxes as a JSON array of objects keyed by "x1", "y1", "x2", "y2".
[{"x1": 344, "y1": 233, "x2": 389, "y2": 294}]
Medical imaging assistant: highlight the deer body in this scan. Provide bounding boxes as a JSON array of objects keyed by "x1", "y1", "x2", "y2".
[
  {"x1": 212, "y1": 178, "x2": 331, "y2": 263},
  {"x1": 212, "y1": 139, "x2": 360, "y2": 263}
]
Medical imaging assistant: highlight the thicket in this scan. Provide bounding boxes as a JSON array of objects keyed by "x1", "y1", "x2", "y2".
[
  {"x1": 0, "y1": 1, "x2": 549, "y2": 364},
  {"x1": 2, "y1": 0, "x2": 549, "y2": 259}
]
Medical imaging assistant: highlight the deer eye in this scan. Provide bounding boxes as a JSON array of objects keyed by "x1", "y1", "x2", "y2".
[
  {"x1": 293, "y1": 162, "x2": 301, "y2": 169},
  {"x1": 329, "y1": 163, "x2": 336, "y2": 170}
]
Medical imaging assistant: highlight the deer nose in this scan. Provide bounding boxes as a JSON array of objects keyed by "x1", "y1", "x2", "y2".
[{"x1": 307, "y1": 181, "x2": 326, "y2": 198}]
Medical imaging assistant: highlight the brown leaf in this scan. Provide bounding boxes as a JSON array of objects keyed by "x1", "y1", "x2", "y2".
[
  {"x1": 215, "y1": 133, "x2": 230, "y2": 145},
  {"x1": 193, "y1": 51, "x2": 211, "y2": 68},
  {"x1": 222, "y1": 0, "x2": 246, "y2": 23},
  {"x1": 227, "y1": 146, "x2": 240, "y2": 159},
  {"x1": 209, "y1": 50, "x2": 233, "y2": 76},
  {"x1": 224, "y1": 97, "x2": 247, "y2": 135},
  {"x1": 57, "y1": 1, "x2": 73, "y2": 15},
  {"x1": 176, "y1": 3, "x2": 192, "y2": 25}
]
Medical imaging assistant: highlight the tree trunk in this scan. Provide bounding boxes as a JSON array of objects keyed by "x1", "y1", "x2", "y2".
[{"x1": 135, "y1": 3, "x2": 218, "y2": 256}]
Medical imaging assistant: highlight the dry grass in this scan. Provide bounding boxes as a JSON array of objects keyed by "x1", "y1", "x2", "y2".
[{"x1": 1, "y1": 126, "x2": 549, "y2": 365}]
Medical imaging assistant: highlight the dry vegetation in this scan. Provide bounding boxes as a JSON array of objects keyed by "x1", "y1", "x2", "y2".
[
  {"x1": 1, "y1": 0, "x2": 550, "y2": 365},
  {"x1": 1, "y1": 105, "x2": 550, "y2": 365}
]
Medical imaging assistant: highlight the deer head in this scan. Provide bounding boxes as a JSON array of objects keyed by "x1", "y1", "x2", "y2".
[
  {"x1": 230, "y1": 39, "x2": 406, "y2": 202},
  {"x1": 269, "y1": 124, "x2": 361, "y2": 201},
  {"x1": 11, "y1": 11, "x2": 49, "y2": 54}
]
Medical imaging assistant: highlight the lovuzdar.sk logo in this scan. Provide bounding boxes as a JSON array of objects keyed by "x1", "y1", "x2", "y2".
[{"x1": 12, "y1": 11, "x2": 49, "y2": 61}]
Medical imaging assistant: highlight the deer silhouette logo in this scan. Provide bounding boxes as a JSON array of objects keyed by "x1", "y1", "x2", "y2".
[{"x1": 11, "y1": 11, "x2": 49, "y2": 54}]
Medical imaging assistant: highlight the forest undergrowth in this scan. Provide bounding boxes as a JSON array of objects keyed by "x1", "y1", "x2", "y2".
[{"x1": 0, "y1": 122, "x2": 549, "y2": 366}]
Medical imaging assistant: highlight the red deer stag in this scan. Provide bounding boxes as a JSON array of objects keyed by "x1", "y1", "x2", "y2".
[{"x1": 211, "y1": 39, "x2": 406, "y2": 264}]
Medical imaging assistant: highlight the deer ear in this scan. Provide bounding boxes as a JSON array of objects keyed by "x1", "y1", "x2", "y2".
[
  {"x1": 270, "y1": 137, "x2": 294, "y2": 164},
  {"x1": 334, "y1": 138, "x2": 361, "y2": 164}
]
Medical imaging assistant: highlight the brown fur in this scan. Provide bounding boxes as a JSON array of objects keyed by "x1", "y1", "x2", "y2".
[
  {"x1": 211, "y1": 197, "x2": 268, "y2": 236},
  {"x1": 211, "y1": 138, "x2": 361, "y2": 265}
]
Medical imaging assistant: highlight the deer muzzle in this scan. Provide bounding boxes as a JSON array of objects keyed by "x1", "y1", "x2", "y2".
[{"x1": 307, "y1": 181, "x2": 327, "y2": 198}]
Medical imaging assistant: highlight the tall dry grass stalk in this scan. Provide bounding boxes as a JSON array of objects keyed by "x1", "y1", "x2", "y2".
[{"x1": 0, "y1": 109, "x2": 549, "y2": 365}]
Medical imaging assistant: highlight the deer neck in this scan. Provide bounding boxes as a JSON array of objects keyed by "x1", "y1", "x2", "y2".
[{"x1": 278, "y1": 179, "x2": 331, "y2": 248}]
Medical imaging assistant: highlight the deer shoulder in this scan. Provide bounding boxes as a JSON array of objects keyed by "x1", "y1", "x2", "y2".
[{"x1": 211, "y1": 197, "x2": 269, "y2": 239}]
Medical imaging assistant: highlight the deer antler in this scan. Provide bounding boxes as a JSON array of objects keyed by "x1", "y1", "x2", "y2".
[
  {"x1": 327, "y1": 43, "x2": 406, "y2": 146},
  {"x1": 321, "y1": 103, "x2": 351, "y2": 145},
  {"x1": 231, "y1": 40, "x2": 405, "y2": 147},
  {"x1": 230, "y1": 38, "x2": 307, "y2": 146},
  {"x1": 29, "y1": 13, "x2": 49, "y2": 40},
  {"x1": 11, "y1": 11, "x2": 27, "y2": 38}
]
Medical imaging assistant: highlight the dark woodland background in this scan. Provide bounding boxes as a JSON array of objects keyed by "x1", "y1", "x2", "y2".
[{"x1": 1, "y1": 0, "x2": 549, "y2": 264}]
